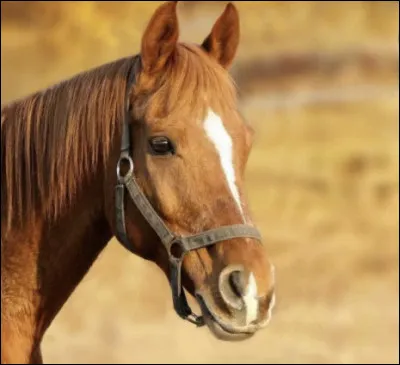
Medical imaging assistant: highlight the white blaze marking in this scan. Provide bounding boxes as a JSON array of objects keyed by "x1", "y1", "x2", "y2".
[
  {"x1": 265, "y1": 265, "x2": 276, "y2": 324},
  {"x1": 203, "y1": 109, "x2": 245, "y2": 220},
  {"x1": 269, "y1": 292, "x2": 276, "y2": 314},
  {"x1": 243, "y1": 272, "x2": 259, "y2": 325}
]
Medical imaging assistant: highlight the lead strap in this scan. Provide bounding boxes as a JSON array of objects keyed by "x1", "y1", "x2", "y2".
[{"x1": 170, "y1": 256, "x2": 205, "y2": 326}]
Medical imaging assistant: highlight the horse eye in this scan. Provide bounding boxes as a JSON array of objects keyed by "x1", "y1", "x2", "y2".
[{"x1": 149, "y1": 136, "x2": 175, "y2": 155}]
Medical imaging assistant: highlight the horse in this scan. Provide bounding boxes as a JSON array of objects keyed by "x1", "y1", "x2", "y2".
[{"x1": 1, "y1": 2, "x2": 276, "y2": 363}]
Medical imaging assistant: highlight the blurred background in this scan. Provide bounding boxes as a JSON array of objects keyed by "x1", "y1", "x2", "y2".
[{"x1": 1, "y1": 1, "x2": 399, "y2": 363}]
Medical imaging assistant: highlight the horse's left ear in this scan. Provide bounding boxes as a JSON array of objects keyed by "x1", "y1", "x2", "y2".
[
  {"x1": 201, "y1": 2, "x2": 240, "y2": 69},
  {"x1": 141, "y1": 1, "x2": 179, "y2": 74}
]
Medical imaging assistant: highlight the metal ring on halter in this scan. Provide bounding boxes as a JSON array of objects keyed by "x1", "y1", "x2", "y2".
[
  {"x1": 117, "y1": 155, "x2": 134, "y2": 182},
  {"x1": 167, "y1": 238, "x2": 186, "y2": 261}
]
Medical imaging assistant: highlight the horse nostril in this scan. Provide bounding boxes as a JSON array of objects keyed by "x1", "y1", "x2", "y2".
[
  {"x1": 229, "y1": 270, "x2": 246, "y2": 298},
  {"x1": 219, "y1": 266, "x2": 248, "y2": 311}
]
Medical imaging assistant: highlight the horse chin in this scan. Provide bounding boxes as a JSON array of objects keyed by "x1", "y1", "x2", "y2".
[
  {"x1": 195, "y1": 294, "x2": 256, "y2": 342},
  {"x1": 203, "y1": 313, "x2": 255, "y2": 342}
]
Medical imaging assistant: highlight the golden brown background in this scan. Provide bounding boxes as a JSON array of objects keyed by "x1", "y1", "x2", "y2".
[{"x1": 1, "y1": 1, "x2": 399, "y2": 363}]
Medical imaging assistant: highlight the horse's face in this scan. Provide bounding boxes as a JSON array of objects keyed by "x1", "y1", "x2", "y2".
[{"x1": 111, "y1": 2, "x2": 275, "y2": 340}]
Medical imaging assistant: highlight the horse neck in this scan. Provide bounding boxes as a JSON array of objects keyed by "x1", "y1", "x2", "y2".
[{"x1": 1, "y1": 169, "x2": 113, "y2": 344}]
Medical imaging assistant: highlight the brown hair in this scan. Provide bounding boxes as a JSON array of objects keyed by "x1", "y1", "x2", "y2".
[
  {"x1": 1, "y1": 43, "x2": 239, "y2": 234},
  {"x1": 133, "y1": 43, "x2": 237, "y2": 123},
  {"x1": 1, "y1": 57, "x2": 134, "y2": 232}
]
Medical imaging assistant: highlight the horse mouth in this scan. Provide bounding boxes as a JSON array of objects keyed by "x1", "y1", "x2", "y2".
[{"x1": 195, "y1": 294, "x2": 259, "y2": 342}]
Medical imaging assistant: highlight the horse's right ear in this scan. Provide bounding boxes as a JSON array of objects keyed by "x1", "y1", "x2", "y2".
[
  {"x1": 141, "y1": 1, "x2": 179, "y2": 74},
  {"x1": 201, "y1": 3, "x2": 240, "y2": 69}
]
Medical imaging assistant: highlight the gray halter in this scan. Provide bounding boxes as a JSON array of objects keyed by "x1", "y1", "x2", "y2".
[{"x1": 115, "y1": 58, "x2": 262, "y2": 327}]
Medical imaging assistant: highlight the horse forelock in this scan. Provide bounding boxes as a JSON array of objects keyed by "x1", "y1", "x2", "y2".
[{"x1": 133, "y1": 43, "x2": 238, "y2": 125}]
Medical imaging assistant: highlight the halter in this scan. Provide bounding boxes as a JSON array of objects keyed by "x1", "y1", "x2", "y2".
[{"x1": 114, "y1": 58, "x2": 263, "y2": 327}]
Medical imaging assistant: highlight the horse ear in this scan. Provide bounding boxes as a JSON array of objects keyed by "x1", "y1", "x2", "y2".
[
  {"x1": 201, "y1": 3, "x2": 240, "y2": 69},
  {"x1": 141, "y1": 1, "x2": 179, "y2": 74}
]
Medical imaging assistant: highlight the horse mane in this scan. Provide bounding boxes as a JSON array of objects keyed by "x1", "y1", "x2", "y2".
[
  {"x1": 1, "y1": 55, "x2": 135, "y2": 232},
  {"x1": 1, "y1": 43, "x2": 238, "y2": 234}
]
